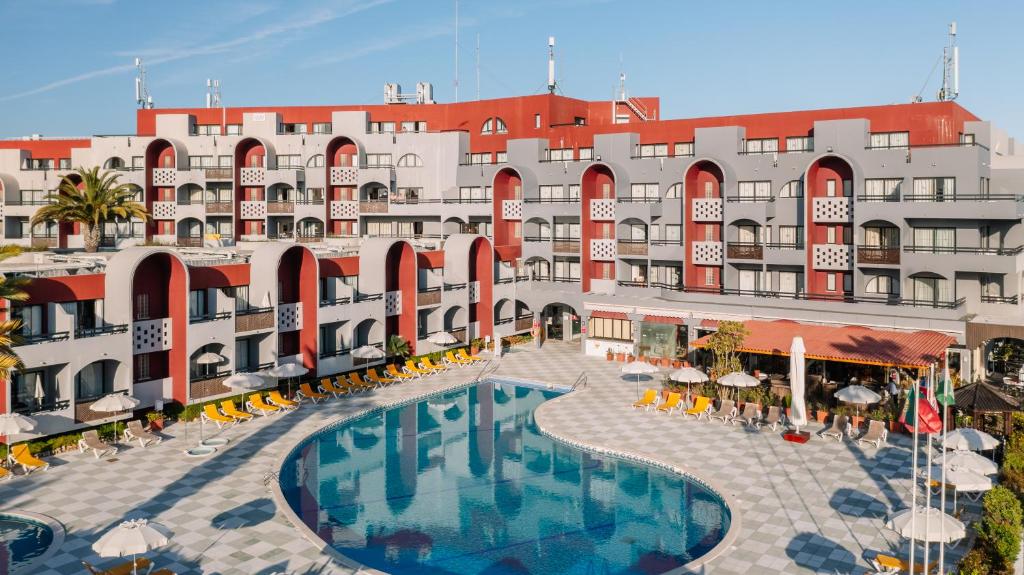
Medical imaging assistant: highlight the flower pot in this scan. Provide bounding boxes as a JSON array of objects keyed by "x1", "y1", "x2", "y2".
[
  {"x1": 785, "y1": 407, "x2": 792, "y2": 418},
  {"x1": 660, "y1": 390, "x2": 670, "y2": 402},
  {"x1": 816, "y1": 411, "x2": 829, "y2": 424},
  {"x1": 626, "y1": 354, "x2": 635, "y2": 363},
  {"x1": 889, "y1": 420, "x2": 903, "y2": 433},
  {"x1": 470, "y1": 345, "x2": 480, "y2": 355},
  {"x1": 606, "y1": 352, "x2": 614, "y2": 362},
  {"x1": 683, "y1": 360, "x2": 691, "y2": 367},
  {"x1": 851, "y1": 415, "x2": 864, "y2": 430},
  {"x1": 660, "y1": 357, "x2": 671, "y2": 367},
  {"x1": 637, "y1": 355, "x2": 647, "y2": 364},
  {"x1": 615, "y1": 353, "x2": 625, "y2": 362},
  {"x1": 672, "y1": 360, "x2": 682, "y2": 369},
  {"x1": 148, "y1": 418, "x2": 164, "y2": 432}
]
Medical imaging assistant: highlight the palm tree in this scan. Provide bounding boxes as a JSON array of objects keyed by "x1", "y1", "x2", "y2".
[
  {"x1": 31, "y1": 167, "x2": 149, "y2": 253},
  {"x1": 0, "y1": 246, "x2": 30, "y2": 381},
  {"x1": 386, "y1": 334, "x2": 411, "y2": 360}
]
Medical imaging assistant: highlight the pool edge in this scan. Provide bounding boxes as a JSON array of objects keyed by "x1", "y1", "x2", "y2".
[{"x1": 0, "y1": 509, "x2": 67, "y2": 575}]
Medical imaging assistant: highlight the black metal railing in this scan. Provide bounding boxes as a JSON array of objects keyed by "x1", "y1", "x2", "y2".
[
  {"x1": 523, "y1": 197, "x2": 580, "y2": 203},
  {"x1": 616, "y1": 197, "x2": 661, "y2": 204},
  {"x1": 354, "y1": 292, "x2": 383, "y2": 302},
  {"x1": 981, "y1": 294, "x2": 1019, "y2": 305},
  {"x1": 444, "y1": 282, "x2": 467, "y2": 291},
  {"x1": 319, "y1": 347, "x2": 351, "y2": 358},
  {"x1": 726, "y1": 242, "x2": 763, "y2": 259},
  {"x1": 904, "y1": 245, "x2": 1023, "y2": 255},
  {"x1": 319, "y1": 296, "x2": 352, "y2": 307},
  {"x1": 75, "y1": 324, "x2": 128, "y2": 338},
  {"x1": 238, "y1": 362, "x2": 275, "y2": 374},
  {"x1": 494, "y1": 317, "x2": 513, "y2": 325},
  {"x1": 617, "y1": 280, "x2": 648, "y2": 288},
  {"x1": 13, "y1": 399, "x2": 70, "y2": 415},
  {"x1": 856, "y1": 246, "x2": 901, "y2": 265},
  {"x1": 552, "y1": 276, "x2": 581, "y2": 283},
  {"x1": 764, "y1": 242, "x2": 805, "y2": 250},
  {"x1": 523, "y1": 236, "x2": 550, "y2": 243},
  {"x1": 902, "y1": 193, "x2": 1018, "y2": 202},
  {"x1": 14, "y1": 331, "x2": 69, "y2": 346},
  {"x1": 189, "y1": 311, "x2": 232, "y2": 324},
  {"x1": 236, "y1": 305, "x2": 274, "y2": 316},
  {"x1": 725, "y1": 195, "x2": 774, "y2": 203},
  {"x1": 650, "y1": 239, "x2": 684, "y2": 246},
  {"x1": 855, "y1": 194, "x2": 901, "y2": 203}
]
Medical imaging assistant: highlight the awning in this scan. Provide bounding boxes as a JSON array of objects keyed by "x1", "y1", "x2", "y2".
[
  {"x1": 590, "y1": 310, "x2": 629, "y2": 320},
  {"x1": 690, "y1": 319, "x2": 956, "y2": 368},
  {"x1": 643, "y1": 315, "x2": 685, "y2": 325},
  {"x1": 494, "y1": 244, "x2": 521, "y2": 262}
]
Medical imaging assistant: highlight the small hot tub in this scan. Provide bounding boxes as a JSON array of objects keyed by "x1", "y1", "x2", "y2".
[{"x1": 0, "y1": 511, "x2": 64, "y2": 573}]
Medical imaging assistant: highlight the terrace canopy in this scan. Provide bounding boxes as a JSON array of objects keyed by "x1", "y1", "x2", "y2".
[
  {"x1": 690, "y1": 319, "x2": 956, "y2": 369},
  {"x1": 953, "y1": 380, "x2": 1020, "y2": 436}
]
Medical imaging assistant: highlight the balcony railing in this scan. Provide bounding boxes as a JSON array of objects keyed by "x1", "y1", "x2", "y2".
[
  {"x1": 75, "y1": 390, "x2": 130, "y2": 423},
  {"x1": 616, "y1": 197, "x2": 660, "y2": 204},
  {"x1": 552, "y1": 276, "x2": 581, "y2": 283},
  {"x1": 658, "y1": 285, "x2": 966, "y2": 310},
  {"x1": 449, "y1": 328, "x2": 467, "y2": 343},
  {"x1": 515, "y1": 315, "x2": 533, "y2": 331},
  {"x1": 495, "y1": 277, "x2": 515, "y2": 285},
  {"x1": 442, "y1": 198, "x2": 492, "y2": 204},
  {"x1": 523, "y1": 236, "x2": 550, "y2": 243},
  {"x1": 650, "y1": 239, "x2": 684, "y2": 246},
  {"x1": 177, "y1": 236, "x2": 203, "y2": 248},
  {"x1": 856, "y1": 194, "x2": 900, "y2": 203},
  {"x1": 360, "y1": 200, "x2": 389, "y2": 213},
  {"x1": 75, "y1": 324, "x2": 128, "y2": 338},
  {"x1": 765, "y1": 242, "x2": 804, "y2": 251},
  {"x1": 189, "y1": 370, "x2": 233, "y2": 400},
  {"x1": 523, "y1": 197, "x2": 580, "y2": 204},
  {"x1": 856, "y1": 246, "x2": 901, "y2": 265},
  {"x1": 495, "y1": 317, "x2": 513, "y2": 325},
  {"x1": 204, "y1": 168, "x2": 233, "y2": 180},
  {"x1": 267, "y1": 201, "x2": 294, "y2": 214},
  {"x1": 903, "y1": 193, "x2": 1018, "y2": 202},
  {"x1": 981, "y1": 294, "x2": 1019, "y2": 305},
  {"x1": 417, "y1": 287, "x2": 442, "y2": 306},
  {"x1": 319, "y1": 296, "x2": 352, "y2": 307},
  {"x1": 319, "y1": 346, "x2": 351, "y2": 359},
  {"x1": 13, "y1": 399, "x2": 70, "y2": 416},
  {"x1": 189, "y1": 311, "x2": 232, "y2": 324},
  {"x1": 617, "y1": 279, "x2": 648, "y2": 288},
  {"x1": 552, "y1": 238, "x2": 581, "y2": 253},
  {"x1": 206, "y1": 202, "x2": 233, "y2": 214},
  {"x1": 444, "y1": 282, "x2": 467, "y2": 291},
  {"x1": 354, "y1": 292, "x2": 383, "y2": 302},
  {"x1": 31, "y1": 237, "x2": 59, "y2": 249},
  {"x1": 904, "y1": 245, "x2": 1024, "y2": 256},
  {"x1": 726, "y1": 242, "x2": 763, "y2": 260},
  {"x1": 617, "y1": 239, "x2": 649, "y2": 256},
  {"x1": 14, "y1": 331, "x2": 69, "y2": 346},
  {"x1": 234, "y1": 306, "x2": 274, "y2": 332},
  {"x1": 725, "y1": 195, "x2": 774, "y2": 203}
]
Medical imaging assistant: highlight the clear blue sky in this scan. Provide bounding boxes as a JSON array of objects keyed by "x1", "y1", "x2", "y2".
[{"x1": 0, "y1": 0, "x2": 1019, "y2": 138}]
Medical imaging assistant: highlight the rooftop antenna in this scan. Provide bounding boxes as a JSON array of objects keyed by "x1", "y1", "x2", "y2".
[
  {"x1": 205, "y1": 79, "x2": 222, "y2": 108},
  {"x1": 453, "y1": 0, "x2": 459, "y2": 102},
  {"x1": 475, "y1": 33, "x2": 481, "y2": 100},
  {"x1": 547, "y1": 36, "x2": 557, "y2": 94},
  {"x1": 938, "y1": 21, "x2": 959, "y2": 101},
  {"x1": 134, "y1": 57, "x2": 153, "y2": 109}
]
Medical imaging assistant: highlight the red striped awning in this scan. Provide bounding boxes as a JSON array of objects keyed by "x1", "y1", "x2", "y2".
[
  {"x1": 690, "y1": 319, "x2": 956, "y2": 368},
  {"x1": 644, "y1": 315, "x2": 685, "y2": 325},
  {"x1": 590, "y1": 310, "x2": 629, "y2": 320}
]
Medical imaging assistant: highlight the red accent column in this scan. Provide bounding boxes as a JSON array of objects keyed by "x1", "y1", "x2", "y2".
[
  {"x1": 385, "y1": 242, "x2": 417, "y2": 354},
  {"x1": 469, "y1": 237, "x2": 493, "y2": 339},
  {"x1": 581, "y1": 165, "x2": 615, "y2": 292},
  {"x1": 684, "y1": 161, "x2": 724, "y2": 289}
]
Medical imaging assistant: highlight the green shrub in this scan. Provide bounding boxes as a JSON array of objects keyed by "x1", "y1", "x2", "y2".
[
  {"x1": 957, "y1": 547, "x2": 990, "y2": 575},
  {"x1": 977, "y1": 486, "x2": 1023, "y2": 573}
]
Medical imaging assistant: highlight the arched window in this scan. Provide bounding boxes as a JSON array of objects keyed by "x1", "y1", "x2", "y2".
[
  {"x1": 779, "y1": 180, "x2": 803, "y2": 198},
  {"x1": 665, "y1": 183, "x2": 683, "y2": 199},
  {"x1": 494, "y1": 117, "x2": 508, "y2": 134},
  {"x1": 306, "y1": 154, "x2": 325, "y2": 168},
  {"x1": 865, "y1": 274, "x2": 895, "y2": 295},
  {"x1": 397, "y1": 153, "x2": 423, "y2": 167},
  {"x1": 481, "y1": 118, "x2": 493, "y2": 135},
  {"x1": 103, "y1": 157, "x2": 125, "y2": 170}
]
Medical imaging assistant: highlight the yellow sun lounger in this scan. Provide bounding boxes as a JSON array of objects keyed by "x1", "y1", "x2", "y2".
[
  {"x1": 10, "y1": 444, "x2": 48, "y2": 474},
  {"x1": 337, "y1": 376, "x2": 365, "y2": 393},
  {"x1": 421, "y1": 357, "x2": 448, "y2": 372},
  {"x1": 268, "y1": 390, "x2": 299, "y2": 410},
  {"x1": 632, "y1": 389, "x2": 658, "y2": 411},
  {"x1": 683, "y1": 396, "x2": 713, "y2": 420},
  {"x1": 220, "y1": 400, "x2": 253, "y2": 422},
  {"x1": 81, "y1": 557, "x2": 153, "y2": 575},
  {"x1": 298, "y1": 382, "x2": 330, "y2": 403},
  {"x1": 445, "y1": 351, "x2": 473, "y2": 367},
  {"x1": 405, "y1": 360, "x2": 432, "y2": 376},
  {"x1": 458, "y1": 348, "x2": 484, "y2": 362},
  {"x1": 247, "y1": 394, "x2": 281, "y2": 416},
  {"x1": 387, "y1": 364, "x2": 416, "y2": 380},
  {"x1": 202, "y1": 404, "x2": 235, "y2": 428},
  {"x1": 348, "y1": 373, "x2": 378, "y2": 391},
  {"x1": 656, "y1": 392, "x2": 683, "y2": 414},
  {"x1": 320, "y1": 378, "x2": 350, "y2": 397},
  {"x1": 871, "y1": 553, "x2": 937, "y2": 574},
  {"x1": 367, "y1": 369, "x2": 397, "y2": 386}
]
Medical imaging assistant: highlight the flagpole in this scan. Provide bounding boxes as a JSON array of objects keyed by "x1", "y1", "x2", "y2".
[
  {"x1": 909, "y1": 372, "x2": 919, "y2": 574},
  {"x1": 939, "y1": 352, "x2": 951, "y2": 574},
  {"x1": 923, "y1": 367, "x2": 935, "y2": 573}
]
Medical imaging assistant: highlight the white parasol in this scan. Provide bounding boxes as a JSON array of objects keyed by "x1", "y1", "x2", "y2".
[
  {"x1": 942, "y1": 428, "x2": 1000, "y2": 452},
  {"x1": 886, "y1": 506, "x2": 965, "y2": 543},
  {"x1": 789, "y1": 337, "x2": 808, "y2": 431},
  {"x1": 621, "y1": 361, "x2": 659, "y2": 400},
  {"x1": 427, "y1": 332, "x2": 459, "y2": 346},
  {"x1": 92, "y1": 518, "x2": 171, "y2": 575},
  {"x1": 944, "y1": 450, "x2": 999, "y2": 476},
  {"x1": 352, "y1": 345, "x2": 385, "y2": 360},
  {"x1": 90, "y1": 394, "x2": 140, "y2": 446}
]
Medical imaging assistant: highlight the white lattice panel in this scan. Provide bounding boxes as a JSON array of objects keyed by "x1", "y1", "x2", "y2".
[
  {"x1": 468, "y1": 281, "x2": 480, "y2": 304},
  {"x1": 0, "y1": 203, "x2": 4, "y2": 218},
  {"x1": 590, "y1": 239, "x2": 616, "y2": 261},
  {"x1": 277, "y1": 302, "x2": 302, "y2": 332},
  {"x1": 330, "y1": 167, "x2": 358, "y2": 186},
  {"x1": 240, "y1": 167, "x2": 265, "y2": 186},
  {"x1": 691, "y1": 241, "x2": 723, "y2": 265},
  {"x1": 813, "y1": 197, "x2": 853, "y2": 223},
  {"x1": 501, "y1": 200, "x2": 523, "y2": 221},
  {"x1": 692, "y1": 198, "x2": 723, "y2": 222},
  {"x1": 813, "y1": 245, "x2": 853, "y2": 270},
  {"x1": 589, "y1": 199, "x2": 615, "y2": 221},
  {"x1": 385, "y1": 290, "x2": 402, "y2": 317},
  {"x1": 151, "y1": 201, "x2": 176, "y2": 219},
  {"x1": 240, "y1": 201, "x2": 267, "y2": 219},
  {"x1": 152, "y1": 168, "x2": 176, "y2": 187},
  {"x1": 330, "y1": 200, "x2": 359, "y2": 219},
  {"x1": 133, "y1": 318, "x2": 171, "y2": 355}
]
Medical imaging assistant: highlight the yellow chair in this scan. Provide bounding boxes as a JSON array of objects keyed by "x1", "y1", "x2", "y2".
[
  {"x1": 268, "y1": 390, "x2": 299, "y2": 410},
  {"x1": 405, "y1": 360, "x2": 432, "y2": 377},
  {"x1": 202, "y1": 404, "x2": 235, "y2": 428},
  {"x1": 656, "y1": 392, "x2": 683, "y2": 414},
  {"x1": 298, "y1": 382, "x2": 330, "y2": 403},
  {"x1": 10, "y1": 444, "x2": 48, "y2": 473},
  {"x1": 871, "y1": 553, "x2": 937, "y2": 574},
  {"x1": 445, "y1": 351, "x2": 473, "y2": 368},
  {"x1": 458, "y1": 348, "x2": 484, "y2": 362},
  {"x1": 421, "y1": 357, "x2": 448, "y2": 372},
  {"x1": 336, "y1": 376, "x2": 363, "y2": 393},
  {"x1": 387, "y1": 364, "x2": 416, "y2": 380},
  {"x1": 632, "y1": 389, "x2": 658, "y2": 411},
  {"x1": 81, "y1": 557, "x2": 153, "y2": 575},
  {"x1": 247, "y1": 394, "x2": 281, "y2": 416},
  {"x1": 348, "y1": 373, "x2": 377, "y2": 391},
  {"x1": 367, "y1": 369, "x2": 397, "y2": 386},
  {"x1": 220, "y1": 400, "x2": 253, "y2": 422},
  {"x1": 320, "y1": 378, "x2": 350, "y2": 397},
  {"x1": 0, "y1": 466, "x2": 10, "y2": 481},
  {"x1": 683, "y1": 396, "x2": 713, "y2": 420}
]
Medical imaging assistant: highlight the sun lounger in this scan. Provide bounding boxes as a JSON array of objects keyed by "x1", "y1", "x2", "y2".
[
  {"x1": 336, "y1": 376, "x2": 364, "y2": 393},
  {"x1": 220, "y1": 399, "x2": 254, "y2": 422},
  {"x1": 857, "y1": 419, "x2": 888, "y2": 448},
  {"x1": 348, "y1": 373, "x2": 377, "y2": 391},
  {"x1": 0, "y1": 467, "x2": 10, "y2": 481},
  {"x1": 458, "y1": 348, "x2": 484, "y2": 362},
  {"x1": 298, "y1": 382, "x2": 330, "y2": 403},
  {"x1": 732, "y1": 403, "x2": 760, "y2": 427},
  {"x1": 387, "y1": 364, "x2": 416, "y2": 380},
  {"x1": 757, "y1": 406, "x2": 784, "y2": 431},
  {"x1": 632, "y1": 389, "x2": 658, "y2": 411},
  {"x1": 268, "y1": 390, "x2": 299, "y2": 410},
  {"x1": 247, "y1": 394, "x2": 281, "y2": 416},
  {"x1": 10, "y1": 444, "x2": 48, "y2": 473},
  {"x1": 123, "y1": 420, "x2": 161, "y2": 448},
  {"x1": 656, "y1": 392, "x2": 683, "y2": 414},
  {"x1": 367, "y1": 369, "x2": 397, "y2": 386},
  {"x1": 319, "y1": 378, "x2": 350, "y2": 398},
  {"x1": 405, "y1": 360, "x2": 432, "y2": 377},
  {"x1": 202, "y1": 404, "x2": 235, "y2": 428},
  {"x1": 683, "y1": 396, "x2": 713, "y2": 420},
  {"x1": 82, "y1": 558, "x2": 153, "y2": 575},
  {"x1": 444, "y1": 351, "x2": 473, "y2": 368},
  {"x1": 77, "y1": 429, "x2": 117, "y2": 459},
  {"x1": 707, "y1": 400, "x2": 736, "y2": 423},
  {"x1": 870, "y1": 553, "x2": 937, "y2": 574},
  {"x1": 422, "y1": 357, "x2": 448, "y2": 372},
  {"x1": 820, "y1": 414, "x2": 851, "y2": 441}
]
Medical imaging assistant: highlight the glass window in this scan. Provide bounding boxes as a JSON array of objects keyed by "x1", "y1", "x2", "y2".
[
  {"x1": 481, "y1": 118, "x2": 493, "y2": 134},
  {"x1": 785, "y1": 136, "x2": 813, "y2": 152},
  {"x1": 225, "y1": 124, "x2": 242, "y2": 135},
  {"x1": 665, "y1": 183, "x2": 682, "y2": 199},
  {"x1": 312, "y1": 122, "x2": 332, "y2": 134},
  {"x1": 494, "y1": 118, "x2": 508, "y2": 133},
  {"x1": 869, "y1": 131, "x2": 910, "y2": 149},
  {"x1": 397, "y1": 154, "x2": 423, "y2": 167},
  {"x1": 306, "y1": 154, "x2": 325, "y2": 168},
  {"x1": 587, "y1": 317, "x2": 633, "y2": 341},
  {"x1": 578, "y1": 147, "x2": 593, "y2": 160},
  {"x1": 75, "y1": 362, "x2": 110, "y2": 401},
  {"x1": 673, "y1": 142, "x2": 694, "y2": 157}
]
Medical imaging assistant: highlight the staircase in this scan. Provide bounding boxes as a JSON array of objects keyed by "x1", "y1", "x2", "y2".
[{"x1": 622, "y1": 97, "x2": 650, "y2": 121}]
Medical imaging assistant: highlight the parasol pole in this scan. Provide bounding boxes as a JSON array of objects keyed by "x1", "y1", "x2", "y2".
[
  {"x1": 939, "y1": 352, "x2": 950, "y2": 574},
  {"x1": 923, "y1": 366, "x2": 935, "y2": 572},
  {"x1": 909, "y1": 371, "x2": 919, "y2": 574}
]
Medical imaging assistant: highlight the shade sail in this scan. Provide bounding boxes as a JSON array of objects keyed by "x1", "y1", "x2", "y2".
[{"x1": 691, "y1": 319, "x2": 955, "y2": 368}]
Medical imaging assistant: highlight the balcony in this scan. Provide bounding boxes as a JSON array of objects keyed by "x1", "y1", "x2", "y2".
[
  {"x1": 319, "y1": 296, "x2": 352, "y2": 307},
  {"x1": 552, "y1": 238, "x2": 581, "y2": 254},
  {"x1": 14, "y1": 331, "x2": 69, "y2": 346},
  {"x1": 360, "y1": 200, "x2": 389, "y2": 214},
  {"x1": 981, "y1": 294, "x2": 1019, "y2": 305},
  {"x1": 726, "y1": 243, "x2": 763, "y2": 260},
  {"x1": 75, "y1": 391, "x2": 131, "y2": 423},
  {"x1": 903, "y1": 245, "x2": 1024, "y2": 256},
  {"x1": 190, "y1": 370, "x2": 233, "y2": 400},
  {"x1": 204, "y1": 168, "x2": 233, "y2": 180},
  {"x1": 189, "y1": 311, "x2": 231, "y2": 324},
  {"x1": 514, "y1": 315, "x2": 533, "y2": 331},
  {"x1": 267, "y1": 201, "x2": 294, "y2": 214},
  {"x1": 239, "y1": 167, "x2": 265, "y2": 186},
  {"x1": 354, "y1": 292, "x2": 383, "y2": 302},
  {"x1": 903, "y1": 193, "x2": 1017, "y2": 202},
  {"x1": 75, "y1": 324, "x2": 128, "y2": 338},
  {"x1": 320, "y1": 346, "x2": 351, "y2": 359},
  {"x1": 449, "y1": 327, "x2": 467, "y2": 343},
  {"x1": 30, "y1": 236, "x2": 58, "y2": 249},
  {"x1": 177, "y1": 236, "x2": 203, "y2": 248},
  {"x1": 617, "y1": 279, "x2": 649, "y2": 288},
  {"x1": 617, "y1": 239, "x2": 649, "y2": 257},
  {"x1": 725, "y1": 195, "x2": 773, "y2": 203},
  {"x1": 12, "y1": 399, "x2": 70, "y2": 416},
  {"x1": 296, "y1": 235, "x2": 323, "y2": 244},
  {"x1": 206, "y1": 202, "x2": 233, "y2": 214},
  {"x1": 234, "y1": 306, "x2": 274, "y2": 332},
  {"x1": 444, "y1": 282, "x2": 467, "y2": 291},
  {"x1": 417, "y1": 287, "x2": 442, "y2": 306},
  {"x1": 856, "y1": 246, "x2": 900, "y2": 265}
]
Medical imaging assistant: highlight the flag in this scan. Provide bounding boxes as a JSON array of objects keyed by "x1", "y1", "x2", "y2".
[
  {"x1": 900, "y1": 383, "x2": 943, "y2": 434},
  {"x1": 899, "y1": 384, "x2": 918, "y2": 432},
  {"x1": 936, "y1": 375, "x2": 956, "y2": 407}
]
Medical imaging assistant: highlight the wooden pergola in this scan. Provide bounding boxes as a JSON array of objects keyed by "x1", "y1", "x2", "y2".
[{"x1": 954, "y1": 380, "x2": 1021, "y2": 436}]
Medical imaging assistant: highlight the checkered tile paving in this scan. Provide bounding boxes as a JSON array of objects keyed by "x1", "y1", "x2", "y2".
[{"x1": 1, "y1": 343, "x2": 977, "y2": 574}]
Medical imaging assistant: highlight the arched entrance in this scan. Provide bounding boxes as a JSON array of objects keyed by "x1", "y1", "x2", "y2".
[{"x1": 541, "y1": 302, "x2": 580, "y2": 342}]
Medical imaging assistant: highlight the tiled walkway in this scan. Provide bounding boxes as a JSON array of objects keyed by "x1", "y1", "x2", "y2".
[{"x1": 6, "y1": 342, "x2": 973, "y2": 574}]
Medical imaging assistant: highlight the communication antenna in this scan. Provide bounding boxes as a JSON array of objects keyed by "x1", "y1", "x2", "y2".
[
  {"x1": 475, "y1": 33, "x2": 480, "y2": 100},
  {"x1": 205, "y1": 79, "x2": 222, "y2": 108},
  {"x1": 453, "y1": 0, "x2": 459, "y2": 102},
  {"x1": 134, "y1": 58, "x2": 153, "y2": 109},
  {"x1": 547, "y1": 36, "x2": 557, "y2": 94},
  {"x1": 938, "y1": 21, "x2": 959, "y2": 101}
]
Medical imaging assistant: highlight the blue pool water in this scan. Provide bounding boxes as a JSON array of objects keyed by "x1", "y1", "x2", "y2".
[
  {"x1": 280, "y1": 381, "x2": 730, "y2": 574},
  {"x1": 0, "y1": 514, "x2": 54, "y2": 574}
]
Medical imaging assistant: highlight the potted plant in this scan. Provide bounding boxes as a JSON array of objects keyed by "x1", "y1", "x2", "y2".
[
  {"x1": 660, "y1": 357, "x2": 672, "y2": 367},
  {"x1": 625, "y1": 353, "x2": 635, "y2": 363},
  {"x1": 146, "y1": 410, "x2": 165, "y2": 431},
  {"x1": 469, "y1": 338, "x2": 482, "y2": 356},
  {"x1": 606, "y1": 349, "x2": 614, "y2": 362},
  {"x1": 783, "y1": 395, "x2": 792, "y2": 418},
  {"x1": 614, "y1": 347, "x2": 626, "y2": 362},
  {"x1": 637, "y1": 354, "x2": 647, "y2": 364},
  {"x1": 672, "y1": 359, "x2": 682, "y2": 369}
]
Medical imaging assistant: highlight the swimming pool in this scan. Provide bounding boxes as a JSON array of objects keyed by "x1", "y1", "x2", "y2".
[
  {"x1": 0, "y1": 512, "x2": 57, "y2": 573},
  {"x1": 280, "y1": 380, "x2": 731, "y2": 574}
]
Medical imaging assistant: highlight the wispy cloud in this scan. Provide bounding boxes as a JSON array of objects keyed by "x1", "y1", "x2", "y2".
[
  {"x1": 0, "y1": 0, "x2": 393, "y2": 102},
  {"x1": 300, "y1": 19, "x2": 466, "y2": 69}
]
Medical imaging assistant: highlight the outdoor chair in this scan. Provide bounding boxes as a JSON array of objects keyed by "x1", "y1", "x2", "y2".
[
  {"x1": 870, "y1": 553, "x2": 936, "y2": 574},
  {"x1": 267, "y1": 390, "x2": 299, "y2": 410},
  {"x1": 707, "y1": 399, "x2": 737, "y2": 423},
  {"x1": 445, "y1": 351, "x2": 473, "y2": 368},
  {"x1": 220, "y1": 400, "x2": 254, "y2": 422},
  {"x1": 82, "y1": 558, "x2": 153, "y2": 575},
  {"x1": 857, "y1": 419, "x2": 888, "y2": 448},
  {"x1": 78, "y1": 430, "x2": 117, "y2": 459},
  {"x1": 732, "y1": 403, "x2": 760, "y2": 427},
  {"x1": 632, "y1": 389, "x2": 658, "y2": 411},
  {"x1": 683, "y1": 396, "x2": 713, "y2": 420},
  {"x1": 123, "y1": 420, "x2": 161, "y2": 448},
  {"x1": 298, "y1": 382, "x2": 330, "y2": 404},
  {"x1": 757, "y1": 406, "x2": 784, "y2": 431},
  {"x1": 336, "y1": 376, "x2": 364, "y2": 393},
  {"x1": 422, "y1": 357, "x2": 448, "y2": 372},
  {"x1": 347, "y1": 373, "x2": 377, "y2": 391},
  {"x1": 458, "y1": 348, "x2": 484, "y2": 362},
  {"x1": 319, "y1": 378, "x2": 350, "y2": 398},
  {"x1": 656, "y1": 392, "x2": 683, "y2": 414},
  {"x1": 367, "y1": 369, "x2": 397, "y2": 386},
  {"x1": 0, "y1": 467, "x2": 10, "y2": 481},
  {"x1": 819, "y1": 414, "x2": 851, "y2": 441},
  {"x1": 247, "y1": 394, "x2": 281, "y2": 416},
  {"x1": 202, "y1": 404, "x2": 235, "y2": 428},
  {"x1": 10, "y1": 444, "x2": 48, "y2": 474},
  {"x1": 405, "y1": 360, "x2": 432, "y2": 377},
  {"x1": 387, "y1": 364, "x2": 416, "y2": 380}
]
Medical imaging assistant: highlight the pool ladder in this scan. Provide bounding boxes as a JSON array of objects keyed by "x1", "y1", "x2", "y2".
[
  {"x1": 472, "y1": 358, "x2": 500, "y2": 383},
  {"x1": 571, "y1": 371, "x2": 588, "y2": 390}
]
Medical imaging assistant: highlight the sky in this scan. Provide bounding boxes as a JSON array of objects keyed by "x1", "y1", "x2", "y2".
[{"x1": 0, "y1": 0, "x2": 1020, "y2": 138}]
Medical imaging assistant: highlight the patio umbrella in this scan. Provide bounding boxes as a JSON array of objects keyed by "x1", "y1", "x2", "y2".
[
  {"x1": 268, "y1": 363, "x2": 309, "y2": 397},
  {"x1": 352, "y1": 345, "x2": 385, "y2": 360},
  {"x1": 90, "y1": 394, "x2": 141, "y2": 446},
  {"x1": 0, "y1": 413, "x2": 36, "y2": 467},
  {"x1": 621, "y1": 361, "x2": 659, "y2": 400},
  {"x1": 427, "y1": 332, "x2": 459, "y2": 346},
  {"x1": 718, "y1": 371, "x2": 759, "y2": 400},
  {"x1": 944, "y1": 450, "x2": 999, "y2": 476},
  {"x1": 93, "y1": 518, "x2": 171, "y2": 575},
  {"x1": 789, "y1": 337, "x2": 808, "y2": 432},
  {"x1": 669, "y1": 367, "x2": 709, "y2": 404},
  {"x1": 926, "y1": 464, "x2": 993, "y2": 509},
  {"x1": 834, "y1": 385, "x2": 882, "y2": 416},
  {"x1": 942, "y1": 428, "x2": 1000, "y2": 452},
  {"x1": 217, "y1": 373, "x2": 267, "y2": 445},
  {"x1": 194, "y1": 352, "x2": 224, "y2": 365},
  {"x1": 886, "y1": 506, "x2": 965, "y2": 543}
]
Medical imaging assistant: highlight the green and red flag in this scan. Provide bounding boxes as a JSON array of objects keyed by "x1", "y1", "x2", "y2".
[
  {"x1": 899, "y1": 379, "x2": 942, "y2": 434},
  {"x1": 936, "y1": 375, "x2": 956, "y2": 407}
]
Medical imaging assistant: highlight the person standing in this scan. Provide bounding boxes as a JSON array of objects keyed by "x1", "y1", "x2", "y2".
[{"x1": 888, "y1": 369, "x2": 900, "y2": 411}]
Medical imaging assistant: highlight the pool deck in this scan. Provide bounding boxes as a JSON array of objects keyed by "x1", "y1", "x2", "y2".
[{"x1": 5, "y1": 341, "x2": 975, "y2": 574}]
